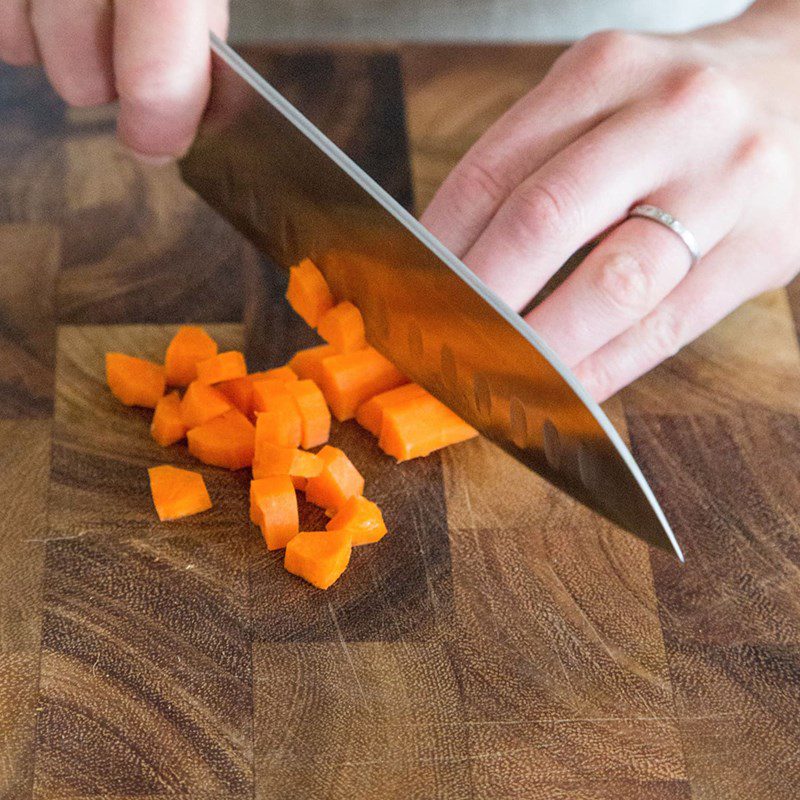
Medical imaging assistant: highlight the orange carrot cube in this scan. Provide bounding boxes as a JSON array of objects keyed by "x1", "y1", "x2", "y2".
[
  {"x1": 319, "y1": 347, "x2": 406, "y2": 421},
  {"x1": 216, "y1": 376, "x2": 254, "y2": 417},
  {"x1": 150, "y1": 391, "x2": 187, "y2": 446},
  {"x1": 285, "y1": 257, "x2": 334, "y2": 327},
  {"x1": 254, "y1": 392, "x2": 303, "y2": 449},
  {"x1": 187, "y1": 409, "x2": 255, "y2": 470},
  {"x1": 288, "y1": 344, "x2": 338, "y2": 385},
  {"x1": 317, "y1": 301, "x2": 366, "y2": 353},
  {"x1": 148, "y1": 465, "x2": 212, "y2": 521},
  {"x1": 284, "y1": 528, "x2": 352, "y2": 590},
  {"x1": 250, "y1": 476, "x2": 299, "y2": 549},
  {"x1": 164, "y1": 326, "x2": 218, "y2": 387},
  {"x1": 356, "y1": 383, "x2": 427, "y2": 436},
  {"x1": 326, "y1": 495, "x2": 387, "y2": 545},
  {"x1": 379, "y1": 392, "x2": 478, "y2": 461},
  {"x1": 253, "y1": 442, "x2": 324, "y2": 481},
  {"x1": 180, "y1": 380, "x2": 232, "y2": 429},
  {"x1": 250, "y1": 366, "x2": 298, "y2": 383},
  {"x1": 196, "y1": 350, "x2": 247, "y2": 385},
  {"x1": 305, "y1": 445, "x2": 364, "y2": 511},
  {"x1": 106, "y1": 352, "x2": 166, "y2": 408},
  {"x1": 286, "y1": 379, "x2": 331, "y2": 449}
]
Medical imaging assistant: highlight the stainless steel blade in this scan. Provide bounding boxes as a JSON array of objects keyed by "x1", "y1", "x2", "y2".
[{"x1": 179, "y1": 35, "x2": 683, "y2": 560}]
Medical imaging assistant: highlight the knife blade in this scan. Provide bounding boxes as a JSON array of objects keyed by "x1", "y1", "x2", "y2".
[{"x1": 179, "y1": 35, "x2": 683, "y2": 561}]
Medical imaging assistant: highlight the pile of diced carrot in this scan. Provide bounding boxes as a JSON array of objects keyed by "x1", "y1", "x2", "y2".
[{"x1": 106, "y1": 257, "x2": 477, "y2": 589}]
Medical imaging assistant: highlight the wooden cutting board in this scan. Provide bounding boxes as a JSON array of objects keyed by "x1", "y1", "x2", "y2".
[{"x1": 1, "y1": 43, "x2": 799, "y2": 800}]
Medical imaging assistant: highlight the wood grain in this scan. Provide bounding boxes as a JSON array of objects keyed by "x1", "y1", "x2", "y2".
[
  {"x1": 668, "y1": 642, "x2": 800, "y2": 800},
  {"x1": 0, "y1": 65, "x2": 65, "y2": 225},
  {"x1": 34, "y1": 531, "x2": 254, "y2": 799},
  {"x1": 0, "y1": 225, "x2": 58, "y2": 419},
  {"x1": 785, "y1": 276, "x2": 800, "y2": 343},
  {"x1": 57, "y1": 131, "x2": 251, "y2": 325},
  {"x1": 0, "y1": 420, "x2": 50, "y2": 800},
  {"x1": 619, "y1": 290, "x2": 800, "y2": 416},
  {"x1": 1, "y1": 42, "x2": 799, "y2": 800},
  {"x1": 253, "y1": 642, "x2": 471, "y2": 798},
  {"x1": 631, "y1": 411, "x2": 800, "y2": 646},
  {"x1": 50, "y1": 324, "x2": 251, "y2": 541}
]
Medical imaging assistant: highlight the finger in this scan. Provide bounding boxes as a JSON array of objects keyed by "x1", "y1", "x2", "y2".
[
  {"x1": 572, "y1": 234, "x2": 773, "y2": 402},
  {"x1": 114, "y1": 0, "x2": 212, "y2": 161},
  {"x1": 0, "y1": 0, "x2": 39, "y2": 66},
  {"x1": 524, "y1": 178, "x2": 745, "y2": 367},
  {"x1": 207, "y1": 0, "x2": 229, "y2": 39},
  {"x1": 420, "y1": 31, "x2": 652, "y2": 257},
  {"x1": 460, "y1": 83, "x2": 746, "y2": 313},
  {"x1": 30, "y1": 0, "x2": 114, "y2": 107}
]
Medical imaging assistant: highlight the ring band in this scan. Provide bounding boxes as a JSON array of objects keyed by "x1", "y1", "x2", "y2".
[{"x1": 627, "y1": 204, "x2": 701, "y2": 268}]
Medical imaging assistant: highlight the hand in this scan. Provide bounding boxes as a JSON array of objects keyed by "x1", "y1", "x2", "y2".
[
  {"x1": 421, "y1": 4, "x2": 800, "y2": 401},
  {"x1": 0, "y1": 0, "x2": 229, "y2": 162}
]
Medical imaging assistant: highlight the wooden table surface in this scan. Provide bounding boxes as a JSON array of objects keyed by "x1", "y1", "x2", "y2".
[{"x1": 1, "y1": 43, "x2": 799, "y2": 800}]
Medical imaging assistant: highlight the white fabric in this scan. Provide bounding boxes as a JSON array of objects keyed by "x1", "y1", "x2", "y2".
[{"x1": 230, "y1": 0, "x2": 753, "y2": 42}]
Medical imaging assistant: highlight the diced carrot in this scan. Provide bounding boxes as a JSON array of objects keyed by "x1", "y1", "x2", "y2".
[
  {"x1": 285, "y1": 257, "x2": 334, "y2": 327},
  {"x1": 216, "y1": 376, "x2": 254, "y2": 417},
  {"x1": 286, "y1": 379, "x2": 331, "y2": 449},
  {"x1": 254, "y1": 390, "x2": 303, "y2": 449},
  {"x1": 106, "y1": 353, "x2": 165, "y2": 408},
  {"x1": 148, "y1": 465, "x2": 212, "y2": 521},
  {"x1": 187, "y1": 409, "x2": 255, "y2": 470},
  {"x1": 305, "y1": 445, "x2": 364, "y2": 511},
  {"x1": 326, "y1": 495, "x2": 387, "y2": 546},
  {"x1": 317, "y1": 301, "x2": 366, "y2": 353},
  {"x1": 252, "y1": 441, "x2": 324, "y2": 480},
  {"x1": 180, "y1": 380, "x2": 232, "y2": 429},
  {"x1": 150, "y1": 391, "x2": 187, "y2": 446},
  {"x1": 252, "y1": 379, "x2": 290, "y2": 414},
  {"x1": 196, "y1": 350, "x2": 247, "y2": 385},
  {"x1": 379, "y1": 392, "x2": 478, "y2": 461},
  {"x1": 284, "y1": 528, "x2": 352, "y2": 590},
  {"x1": 250, "y1": 476, "x2": 299, "y2": 549},
  {"x1": 164, "y1": 326, "x2": 218, "y2": 386},
  {"x1": 288, "y1": 344, "x2": 338, "y2": 385},
  {"x1": 356, "y1": 383, "x2": 427, "y2": 436},
  {"x1": 319, "y1": 347, "x2": 406, "y2": 421},
  {"x1": 250, "y1": 365, "x2": 298, "y2": 383},
  {"x1": 292, "y1": 476, "x2": 308, "y2": 491}
]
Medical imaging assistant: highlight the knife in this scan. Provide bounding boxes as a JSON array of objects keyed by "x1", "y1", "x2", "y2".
[{"x1": 179, "y1": 34, "x2": 683, "y2": 561}]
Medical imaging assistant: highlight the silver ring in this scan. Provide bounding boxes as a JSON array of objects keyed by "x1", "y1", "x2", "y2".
[{"x1": 627, "y1": 203, "x2": 701, "y2": 268}]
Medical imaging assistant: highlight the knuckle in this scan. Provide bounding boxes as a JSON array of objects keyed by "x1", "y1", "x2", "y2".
[
  {"x1": 577, "y1": 357, "x2": 615, "y2": 401},
  {"x1": 508, "y1": 180, "x2": 578, "y2": 244},
  {"x1": 572, "y1": 29, "x2": 647, "y2": 72},
  {"x1": 663, "y1": 64, "x2": 740, "y2": 118},
  {"x1": 449, "y1": 157, "x2": 510, "y2": 207},
  {"x1": 736, "y1": 131, "x2": 792, "y2": 181},
  {"x1": 593, "y1": 251, "x2": 657, "y2": 318},
  {"x1": 642, "y1": 307, "x2": 685, "y2": 360}
]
